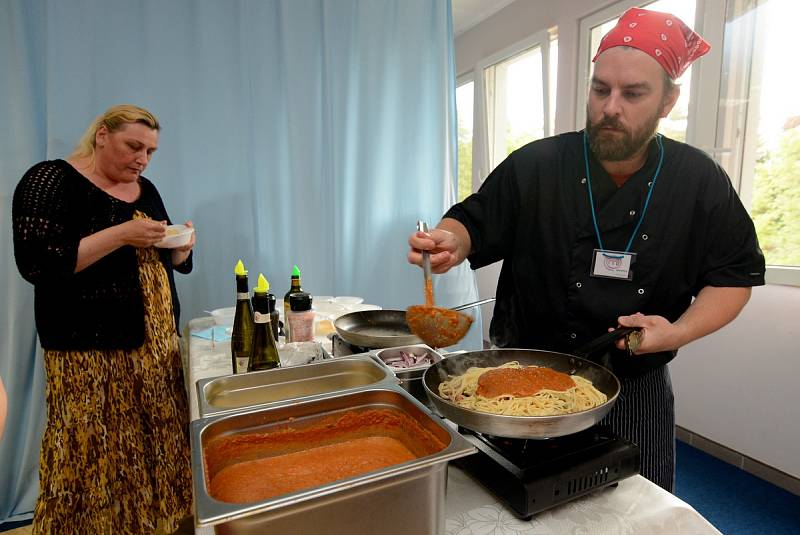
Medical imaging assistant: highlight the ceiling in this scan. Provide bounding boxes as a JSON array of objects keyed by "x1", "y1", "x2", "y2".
[{"x1": 451, "y1": 0, "x2": 518, "y2": 36}]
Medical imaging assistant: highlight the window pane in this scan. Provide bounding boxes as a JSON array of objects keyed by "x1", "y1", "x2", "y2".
[
  {"x1": 456, "y1": 81, "x2": 474, "y2": 201},
  {"x1": 587, "y1": 0, "x2": 696, "y2": 141},
  {"x1": 484, "y1": 46, "x2": 545, "y2": 170},
  {"x1": 718, "y1": 0, "x2": 800, "y2": 267}
]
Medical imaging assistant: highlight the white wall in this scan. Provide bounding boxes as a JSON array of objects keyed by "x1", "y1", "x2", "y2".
[
  {"x1": 456, "y1": 0, "x2": 800, "y2": 478},
  {"x1": 672, "y1": 285, "x2": 800, "y2": 477}
]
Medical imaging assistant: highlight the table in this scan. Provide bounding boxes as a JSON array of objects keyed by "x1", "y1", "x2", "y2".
[{"x1": 184, "y1": 317, "x2": 722, "y2": 535}]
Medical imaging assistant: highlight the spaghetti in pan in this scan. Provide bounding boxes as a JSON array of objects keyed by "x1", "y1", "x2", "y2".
[{"x1": 437, "y1": 361, "x2": 607, "y2": 417}]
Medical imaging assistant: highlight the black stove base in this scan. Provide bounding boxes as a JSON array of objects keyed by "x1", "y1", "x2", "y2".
[{"x1": 455, "y1": 426, "x2": 640, "y2": 519}]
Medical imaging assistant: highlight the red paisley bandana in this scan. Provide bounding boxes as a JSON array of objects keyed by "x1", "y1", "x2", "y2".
[{"x1": 592, "y1": 7, "x2": 710, "y2": 79}]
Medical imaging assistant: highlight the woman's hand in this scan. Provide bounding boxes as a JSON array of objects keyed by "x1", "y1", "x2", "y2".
[
  {"x1": 171, "y1": 220, "x2": 195, "y2": 266},
  {"x1": 119, "y1": 218, "x2": 167, "y2": 248},
  {"x1": 76, "y1": 218, "x2": 165, "y2": 272}
]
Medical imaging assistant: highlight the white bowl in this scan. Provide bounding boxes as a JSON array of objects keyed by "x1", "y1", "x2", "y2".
[
  {"x1": 155, "y1": 224, "x2": 194, "y2": 248},
  {"x1": 313, "y1": 302, "x2": 348, "y2": 317},
  {"x1": 334, "y1": 296, "x2": 364, "y2": 305},
  {"x1": 210, "y1": 307, "x2": 236, "y2": 326}
]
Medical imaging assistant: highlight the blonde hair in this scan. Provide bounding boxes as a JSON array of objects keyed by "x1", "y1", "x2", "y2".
[{"x1": 69, "y1": 104, "x2": 160, "y2": 162}]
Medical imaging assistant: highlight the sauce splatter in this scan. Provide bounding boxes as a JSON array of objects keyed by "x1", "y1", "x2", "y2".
[{"x1": 476, "y1": 367, "x2": 575, "y2": 398}]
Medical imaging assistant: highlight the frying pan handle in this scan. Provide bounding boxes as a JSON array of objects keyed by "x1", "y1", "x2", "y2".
[{"x1": 573, "y1": 327, "x2": 637, "y2": 359}]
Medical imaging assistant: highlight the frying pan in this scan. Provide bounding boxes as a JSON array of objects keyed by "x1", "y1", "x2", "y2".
[
  {"x1": 333, "y1": 310, "x2": 423, "y2": 349},
  {"x1": 422, "y1": 328, "x2": 635, "y2": 439}
]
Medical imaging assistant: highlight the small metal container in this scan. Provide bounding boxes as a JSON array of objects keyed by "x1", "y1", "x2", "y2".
[
  {"x1": 196, "y1": 356, "x2": 397, "y2": 417},
  {"x1": 373, "y1": 344, "x2": 443, "y2": 409},
  {"x1": 192, "y1": 387, "x2": 475, "y2": 534}
]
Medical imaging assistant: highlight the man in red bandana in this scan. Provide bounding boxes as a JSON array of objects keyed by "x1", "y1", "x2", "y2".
[{"x1": 408, "y1": 8, "x2": 763, "y2": 492}]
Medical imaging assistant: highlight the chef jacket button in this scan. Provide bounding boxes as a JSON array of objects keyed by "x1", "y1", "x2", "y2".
[
  {"x1": 576, "y1": 282, "x2": 582, "y2": 288},
  {"x1": 638, "y1": 288, "x2": 645, "y2": 295},
  {"x1": 570, "y1": 333, "x2": 577, "y2": 339},
  {"x1": 581, "y1": 177, "x2": 587, "y2": 184},
  {"x1": 642, "y1": 234, "x2": 649, "y2": 240},
  {"x1": 629, "y1": 210, "x2": 636, "y2": 216}
]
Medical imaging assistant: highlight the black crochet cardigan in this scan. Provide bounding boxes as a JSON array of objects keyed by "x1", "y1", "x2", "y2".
[{"x1": 12, "y1": 159, "x2": 192, "y2": 350}]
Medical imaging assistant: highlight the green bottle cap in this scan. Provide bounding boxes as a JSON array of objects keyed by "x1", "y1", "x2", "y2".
[{"x1": 292, "y1": 265, "x2": 301, "y2": 278}]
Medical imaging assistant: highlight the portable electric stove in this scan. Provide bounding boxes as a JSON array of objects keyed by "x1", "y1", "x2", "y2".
[
  {"x1": 455, "y1": 425, "x2": 640, "y2": 519},
  {"x1": 331, "y1": 333, "x2": 374, "y2": 357}
]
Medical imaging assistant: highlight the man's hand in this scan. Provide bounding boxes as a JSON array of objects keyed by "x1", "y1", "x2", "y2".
[
  {"x1": 614, "y1": 312, "x2": 681, "y2": 354},
  {"x1": 407, "y1": 218, "x2": 472, "y2": 274},
  {"x1": 407, "y1": 229, "x2": 461, "y2": 273}
]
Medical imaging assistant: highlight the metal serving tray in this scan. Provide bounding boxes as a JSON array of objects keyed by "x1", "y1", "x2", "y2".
[
  {"x1": 192, "y1": 387, "x2": 475, "y2": 534},
  {"x1": 372, "y1": 344, "x2": 444, "y2": 409},
  {"x1": 196, "y1": 356, "x2": 397, "y2": 417}
]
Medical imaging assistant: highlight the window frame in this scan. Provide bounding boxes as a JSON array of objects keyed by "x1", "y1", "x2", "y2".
[
  {"x1": 471, "y1": 29, "x2": 552, "y2": 192},
  {"x1": 455, "y1": 73, "x2": 476, "y2": 201}
]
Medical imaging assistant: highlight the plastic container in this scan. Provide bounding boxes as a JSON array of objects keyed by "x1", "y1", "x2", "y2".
[
  {"x1": 155, "y1": 224, "x2": 194, "y2": 248},
  {"x1": 209, "y1": 307, "x2": 236, "y2": 326}
]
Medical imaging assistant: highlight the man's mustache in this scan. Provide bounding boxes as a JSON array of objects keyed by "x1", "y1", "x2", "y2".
[{"x1": 596, "y1": 116, "x2": 625, "y2": 131}]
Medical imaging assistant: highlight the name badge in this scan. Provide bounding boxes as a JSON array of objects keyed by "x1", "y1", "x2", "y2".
[{"x1": 590, "y1": 249, "x2": 636, "y2": 280}]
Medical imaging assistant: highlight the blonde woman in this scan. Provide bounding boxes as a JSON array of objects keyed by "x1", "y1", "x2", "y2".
[{"x1": 12, "y1": 105, "x2": 195, "y2": 533}]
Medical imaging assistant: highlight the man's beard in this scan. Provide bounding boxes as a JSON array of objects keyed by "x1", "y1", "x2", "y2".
[{"x1": 586, "y1": 108, "x2": 661, "y2": 161}]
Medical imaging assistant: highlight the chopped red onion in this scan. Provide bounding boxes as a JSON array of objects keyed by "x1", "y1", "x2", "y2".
[{"x1": 384, "y1": 350, "x2": 433, "y2": 369}]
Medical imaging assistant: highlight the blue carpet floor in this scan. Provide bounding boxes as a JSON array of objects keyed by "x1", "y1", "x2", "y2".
[{"x1": 675, "y1": 440, "x2": 800, "y2": 534}]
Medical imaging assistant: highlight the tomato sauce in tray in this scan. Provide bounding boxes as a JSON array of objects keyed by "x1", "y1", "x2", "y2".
[{"x1": 204, "y1": 408, "x2": 446, "y2": 504}]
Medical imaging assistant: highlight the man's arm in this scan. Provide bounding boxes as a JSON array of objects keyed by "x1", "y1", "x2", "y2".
[{"x1": 617, "y1": 286, "x2": 752, "y2": 354}]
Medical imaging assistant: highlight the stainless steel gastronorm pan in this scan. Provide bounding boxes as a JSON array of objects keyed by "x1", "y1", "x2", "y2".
[
  {"x1": 196, "y1": 356, "x2": 397, "y2": 417},
  {"x1": 373, "y1": 344, "x2": 444, "y2": 408},
  {"x1": 192, "y1": 387, "x2": 475, "y2": 534}
]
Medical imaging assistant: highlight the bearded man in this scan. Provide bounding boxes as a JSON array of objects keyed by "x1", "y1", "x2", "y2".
[{"x1": 407, "y1": 8, "x2": 764, "y2": 491}]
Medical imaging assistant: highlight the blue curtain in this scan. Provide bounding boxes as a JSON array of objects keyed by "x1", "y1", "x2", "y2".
[{"x1": 0, "y1": 0, "x2": 480, "y2": 523}]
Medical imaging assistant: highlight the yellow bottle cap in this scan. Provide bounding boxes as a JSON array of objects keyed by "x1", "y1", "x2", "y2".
[
  {"x1": 255, "y1": 273, "x2": 270, "y2": 293},
  {"x1": 234, "y1": 259, "x2": 247, "y2": 276}
]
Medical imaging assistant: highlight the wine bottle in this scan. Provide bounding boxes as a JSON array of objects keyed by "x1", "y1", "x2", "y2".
[
  {"x1": 248, "y1": 273, "x2": 281, "y2": 372},
  {"x1": 283, "y1": 265, "x2": 303, "y2": 341},
  {"x1": 230, "y1": 259, "x2": 253, "y2": 374}
]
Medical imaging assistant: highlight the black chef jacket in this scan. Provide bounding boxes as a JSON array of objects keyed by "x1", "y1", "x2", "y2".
[{"x1": 446, "y1": 131, "x2": 765, "y2": 376}]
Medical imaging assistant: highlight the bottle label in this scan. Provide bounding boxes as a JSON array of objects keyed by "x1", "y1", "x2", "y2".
[
  {"x1": 237, "y1": 292, "x2": 250, "y2": 300},
  {"x1": 287, "y1": 312, "x2": 315, "y2": 342},
  {"x1": 254, "y1": 312, "x2": 271, "y2": 324},
  {"x1": 236, "y1": 356, "x2": 249, "y2": 373}
]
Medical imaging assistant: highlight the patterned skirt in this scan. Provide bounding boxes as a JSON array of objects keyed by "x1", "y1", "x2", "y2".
[{"x1": 33, "y1": 216, "x2": 192, "y2": 534}]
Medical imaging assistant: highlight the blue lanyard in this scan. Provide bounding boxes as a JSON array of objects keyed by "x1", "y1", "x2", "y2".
[{"x1": 582, "y1": 132, "x2": 664, "y2": 252}]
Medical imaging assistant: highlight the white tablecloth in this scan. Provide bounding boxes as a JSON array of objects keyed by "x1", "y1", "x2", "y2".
[{"x1": 184, "y1": 318, "x2": 721, "y2": 535}]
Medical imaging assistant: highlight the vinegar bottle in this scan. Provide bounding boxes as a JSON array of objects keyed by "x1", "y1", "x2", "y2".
[
  {"x1": 283, "y1": 265, "x2": 303, "y2": 341},
  {"x1": 230, "y1": 259, "x2": 253, "y2": 374},
  {"x1": 248, "y1": 273, "x2": 281, "y2": 372}
]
